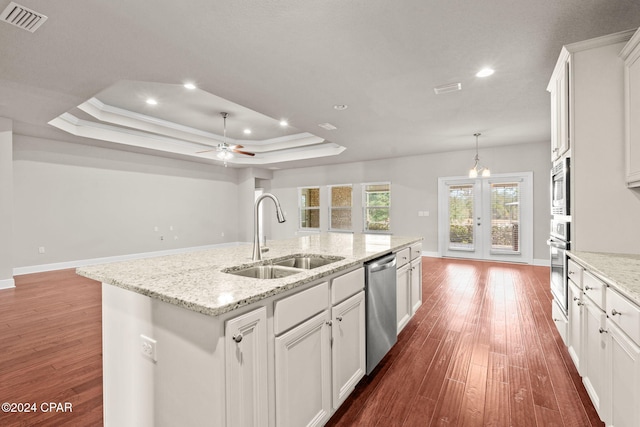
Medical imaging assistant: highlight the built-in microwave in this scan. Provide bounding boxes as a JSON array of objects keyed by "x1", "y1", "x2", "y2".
[{"x1": 551, "y1": 157, "x2": 570, "y2": 216}]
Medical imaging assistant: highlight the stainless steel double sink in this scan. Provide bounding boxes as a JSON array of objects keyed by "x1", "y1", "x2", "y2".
[{"x1": 223, "y1": 255, "x2": 344, "y2": 279}]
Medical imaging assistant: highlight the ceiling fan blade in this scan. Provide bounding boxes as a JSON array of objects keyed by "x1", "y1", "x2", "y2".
[
  {"x1": 232, "y1": 149, "x2": 256, "y2": 157},
  {"x1": 196, "y1": 149, "x2": 216, "y2": 154},
  {"x1": 230, "y1": 144, "x2": 244, "y2": 149}
]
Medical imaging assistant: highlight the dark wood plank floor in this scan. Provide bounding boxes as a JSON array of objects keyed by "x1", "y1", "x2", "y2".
[
  {"x1": 0, "y1": 258, "x2": 602, "y2": 426},
  {"x1": 328, "y1": 257, "x2": 603, "y2": 427}
]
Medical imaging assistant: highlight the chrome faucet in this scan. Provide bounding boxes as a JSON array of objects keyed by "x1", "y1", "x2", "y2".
[{"x1": 252, "y1": 193, "x2": 286, "y2": 261}]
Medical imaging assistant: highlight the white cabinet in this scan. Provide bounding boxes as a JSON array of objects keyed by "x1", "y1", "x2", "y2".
[
  {"x1": 225, "y1": 307, "x2": 269, "y2": 427},
  {"x1": 606, "y1": 286, "x2": 640, "y2": 427},
  {"x1": 396, "y1": 262, "x2": 411, "y2": 334},
  {"x1": 621, "y1": 28, "x2": 640, "y2": 188},
  {"x1": 275, "y1": 310, "x2": 332, "y2": 427},
  {"x1": 331, "y1": 291, "x2": 365, "y2": 409},
  {"x1": 582, "y1": 294, "x2": 608, "y2": 421},
  {"x1": 607, "y1": 320, "x2": 640, "y2": 427},
  {"x1": 396, "y1": 244, "x2": 422, "y2": 334},
  {"x1": 274, "y1": 267, "x2": 366, "y2": 427},
  {"x1": 548, "y1": 53, "x2": 571, "y2": 162},
  {"x1": 567, "y1": 280, "x2": 583, "y2": 374}
]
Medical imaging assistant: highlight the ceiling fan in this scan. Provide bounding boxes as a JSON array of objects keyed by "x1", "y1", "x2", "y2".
[{"x1": 197, "y1": 112, "x2": 255, "y2": 166}]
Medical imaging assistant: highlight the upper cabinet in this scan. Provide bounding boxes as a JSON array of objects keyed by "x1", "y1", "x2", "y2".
[
  {"x1": 621, "y1": 29, "x2": 640, "y2": 188},
  {"x1": 548, "y1": 50, "x2": 572, "y2": 162}
]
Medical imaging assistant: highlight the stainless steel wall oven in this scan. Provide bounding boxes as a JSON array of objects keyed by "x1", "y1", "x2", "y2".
[
  {"x1": 549, "y1": 219, "x2": 570, "y2": 313},
  {"x1": 551, "y1": 157, "x2": 570, "y2": 216}
]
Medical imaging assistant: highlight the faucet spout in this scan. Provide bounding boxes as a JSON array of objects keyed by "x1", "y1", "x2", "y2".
[{"x1": 253, "y1": 193, "x2": 286, "y2": 261}]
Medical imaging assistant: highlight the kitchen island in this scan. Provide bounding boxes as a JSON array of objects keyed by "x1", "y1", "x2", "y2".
[{"x1": 77, "y1": 233, "x2": 422, "y2": 427}]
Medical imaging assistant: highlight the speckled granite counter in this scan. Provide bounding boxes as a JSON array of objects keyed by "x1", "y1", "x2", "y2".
[
  {"x1": 568, "y1": 251, "x2": 640, "y2": 306},
  {"x1": 77, "y1": 233, "x2": 421, "y2": 317}
]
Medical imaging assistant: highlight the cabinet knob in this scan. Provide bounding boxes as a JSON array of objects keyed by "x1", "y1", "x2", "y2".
[
  {"x1": 584, "y1": 286, "x2": 592, "y2": 291},
  {"x1": 611, "y1": 309, "x2": 621, "y2": 316},
  {"x1": 576, "y1": 301, "x2": 584, "y2": 306},
  {"x1": 232, "y1": 333, "x2": 243, "y2": 343},
  {"x1": 553, "y1": 318, "x2": 561, "y2": 322},
  {"x1": 326, "y1": 321, "x2": 333, "y2": 326},
  {"x1": 568, "y1": 271, "x2": 575, "y2": 275},
  {"x1": 573, "y1": 296, "x2": 579, "y2": 301},
  {"x1": 336, "y1": 316, "x2": 343, "y2": 322},
  {"x1": 599, "y1": 328, "x2": 608, "y2": 334}
]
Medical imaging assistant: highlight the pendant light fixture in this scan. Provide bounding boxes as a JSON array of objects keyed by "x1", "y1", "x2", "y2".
[{"x1": 469, "y1": 132, "x2": 490, "y2": 178}]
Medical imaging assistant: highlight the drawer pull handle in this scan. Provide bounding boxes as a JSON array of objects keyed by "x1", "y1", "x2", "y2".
[
  {"x1": 573, "y1": 297, "x2": 580, "y2": 301},
  {"x1": 553, "y1": 318, "x2": 561, "y2": 322},
  {"x1": 576, "y1": 302, "x2": 584, "y2": 306},
  {"x1": 336, "y1": 316, "x2": 343, "y2": 322},
  {"x1": 611, "y1": 309, "x2": 621, "y2": 316},
  {"x1": 599, "y1": 328, "x2": 608, "y2": 334},
  {"x1": 232, "y1": 333, "x2": 243, "y2": 343},
  {"x1": 569, "y1": 271, "x2": 575, "y2": 275},
  {"x1": 326, "y1": 321, "x2": 333, "y2": 326}
]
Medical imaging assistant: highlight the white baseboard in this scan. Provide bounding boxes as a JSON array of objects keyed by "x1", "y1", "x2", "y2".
[
  {"x1": 13, "y1": 242, "x2": 248, "y2": 276},
  {"x1": 421, "y1": 252, "x2": 550, "y2": 267},
  {"x1": 0, "y1": 277, "x2": 16, "y2": 289}
]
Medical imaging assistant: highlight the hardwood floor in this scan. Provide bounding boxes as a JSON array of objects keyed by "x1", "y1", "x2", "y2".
[
  {"x1": 0, "y1": 269, "x2": 103, "y2": 427},
  {"x1": 327, "y1": 258, "x2": 603, "y2": 427},
  {"x1": 0, "y1": 258, "x2": 602, "y2": 426}
]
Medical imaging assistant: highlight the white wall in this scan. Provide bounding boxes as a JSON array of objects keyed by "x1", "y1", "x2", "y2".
[
  {"x1": 0, "y1": 118, "x2": 13, "y2": 285},
  {"x1": 267, "y1": 141, "x2": 551, "y2": 263},
  {"x1": 13, "y1": 135, "x2": 240, "y2": 268},
  {"x1": 572, "y1": 40, "x2": 640, "y2": 253}
]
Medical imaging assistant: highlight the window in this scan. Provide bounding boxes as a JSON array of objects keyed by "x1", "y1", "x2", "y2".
[
  {"x1": 299, "y1": 187, "x2": 320, "y2": 230},
  {"x1": 363, "y1": 183, "x2": 391, "y2": 232},
  {"x1": 329, "y1": 185, "x2": 352, "y2": 231},
  {"x1": 490, "y1": 182, "x2": 520, "y2": 253}
]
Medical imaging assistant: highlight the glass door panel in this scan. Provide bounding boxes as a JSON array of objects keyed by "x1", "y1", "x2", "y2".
[
  {"x1": 490, "y1": 182, "x2": 520, "y2": 254},
  {"x1": 448, "y1": 184, "x2": 475, "y2": 252}
]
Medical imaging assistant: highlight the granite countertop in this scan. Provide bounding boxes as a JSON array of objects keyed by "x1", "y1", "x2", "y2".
[
  {"x1": 567, "y1": 251, "x2": 640, "y2": 306},
  {"x1": 77, "y1": 233, "x2": 422, "y2": 317}
]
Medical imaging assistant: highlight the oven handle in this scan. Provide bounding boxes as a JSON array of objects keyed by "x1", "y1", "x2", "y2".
[{"x1": 546, "y1": 239, "x2": 567, "y2": 250}]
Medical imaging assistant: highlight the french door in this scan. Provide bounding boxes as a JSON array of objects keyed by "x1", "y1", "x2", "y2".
[{"x1": 437, "y1": 172, "x2": 533, "y2": 264}]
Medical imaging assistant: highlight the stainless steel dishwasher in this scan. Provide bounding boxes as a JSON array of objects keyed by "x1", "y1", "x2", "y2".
[{"x1": 364, "y1": 252, "x2": 397, "y2": 375}]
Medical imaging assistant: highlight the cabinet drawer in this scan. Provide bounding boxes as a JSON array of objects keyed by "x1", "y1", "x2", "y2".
[
  {"x1": 331, "y1": 267, "x2": 364, "y2": 305},
  {"x1": 607, "y1": 287, "x2": 640, "y2": 345},
  {"x1": 274, "y1": 282, "x2": 329, "y2": 335},
  {"x1": 396, "y1": 248, "x2": 410, "y2": 268},
  {"x1": 410, "y1": 243, "x2": 422, "y2": 260},
  {"x1": 583, "y1": 271, "x2": 606, "y2": 310},
  {"x1": 567, "y1": 259, "x2": 583, "y2": 287}
]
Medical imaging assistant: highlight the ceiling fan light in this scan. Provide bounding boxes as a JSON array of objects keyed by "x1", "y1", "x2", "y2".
[
  {"x1": 469, "y1": 168, "x2": 478, "y2": 178},
  {"x1": 482, "y1": 168, "x2": 491, "y2": 177},
  {"x1": 217, "y1": 150, "x2": 233, "y2": 161}
]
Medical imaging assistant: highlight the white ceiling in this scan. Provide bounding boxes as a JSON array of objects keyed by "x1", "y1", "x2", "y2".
[{"x1": 1, "y1": 0, "x2": 640, "y2": 169}]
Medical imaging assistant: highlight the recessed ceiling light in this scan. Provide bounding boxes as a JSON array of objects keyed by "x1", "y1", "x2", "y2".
[
  {"x1": 243, "y1": 129, "x2": 251, "y2": 135},
  {"x1": 146, "y1": 98, "x2": 158, "y2": 105},
  {"x1": 333, "y1": 104, "x2": 348, "y2": 111},
  {"x1": 183, "y1": 82, "x2": 196, "y2": 90},
  {"x1": 476, "y1": 68, "x2": 495, "y2": 78},
  {"x1": 279, "y1": 120, "x2": 288, "y2": 127}
]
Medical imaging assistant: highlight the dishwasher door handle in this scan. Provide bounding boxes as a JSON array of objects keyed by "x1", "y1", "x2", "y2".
[{"x1": 368, "y1": 255, "x2": 396, "y2": 273}]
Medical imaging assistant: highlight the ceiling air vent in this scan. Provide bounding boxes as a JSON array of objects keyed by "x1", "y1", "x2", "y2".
[
  {"x1": 1, "y1": 2, "x2": 47, "y2": 33},
  {"x1": 433, "y1": 82, "x2": 462, "y2": 95},
  {"x1": 318, "y1": 123, "x2": 337, "y2": 131}
]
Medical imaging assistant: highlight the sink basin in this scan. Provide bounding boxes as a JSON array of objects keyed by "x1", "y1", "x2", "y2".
[
  {"x1": 273, "y1": 255, "x2": 344, "y2": 269},
  {"x1": 225, "y1": 265, "x2": 301, "y2": 279}
]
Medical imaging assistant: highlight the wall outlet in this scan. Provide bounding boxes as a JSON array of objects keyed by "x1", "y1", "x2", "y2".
[
  {"x1": 221, "y1": 231, "x2": 225, "y2": 237},
  {"x1": 140, "y1": 335, "x2": 157, "y2": 362},
  {"x1": 38, "y1": 246, "x2": 45, "y2": 254}
]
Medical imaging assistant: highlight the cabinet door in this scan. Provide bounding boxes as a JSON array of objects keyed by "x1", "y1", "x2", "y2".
[
  {"x1": 225, "y1": 306, "x2": 268, "y2": 427},
  {"x1": 567, "y1": 281, "x2": 583, "y2": 375},
  {"x1": 332, "y1": 291, "x2": 365, "y2": 410},
  {"x1": 582, "y1": 297, "x2": 607, "y2": 421},
  {"x1": 608, "y1": 320, "x2": 640, "y2": 427},
  {"x1": 410, "y1": 258, "x2": 422, "y2": 315},
  {"x1": 275, "y1": 310, "x2": 332, "y2": 427},
  {"x1": 396, "y1": 263, "x2": 411, "y2": 334}
]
